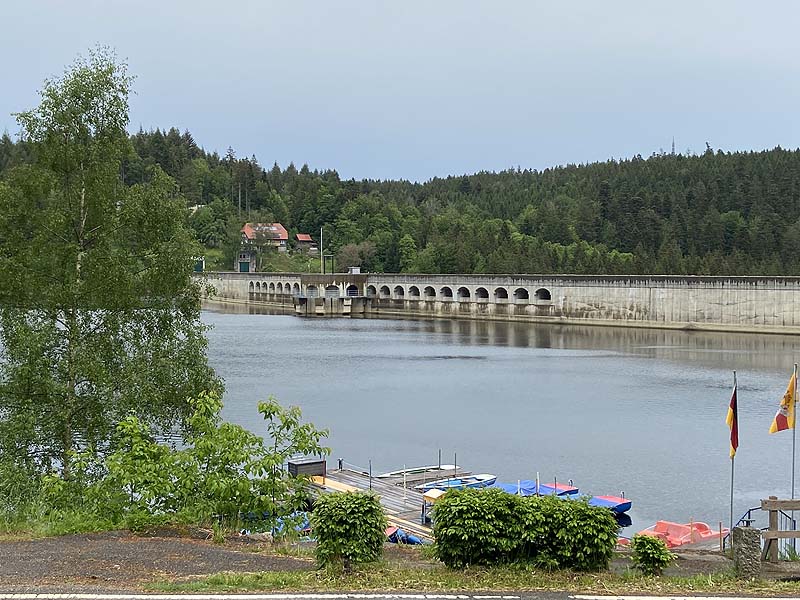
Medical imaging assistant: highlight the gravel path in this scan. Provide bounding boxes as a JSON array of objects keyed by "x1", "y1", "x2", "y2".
[{"x1": 0, "y1": 530, "x2": 312, "y2": 592}]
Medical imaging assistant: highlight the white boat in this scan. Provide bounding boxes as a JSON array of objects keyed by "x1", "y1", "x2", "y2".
[{"x1": 376, "y1": 464, "x2": 458, "y2": 478}]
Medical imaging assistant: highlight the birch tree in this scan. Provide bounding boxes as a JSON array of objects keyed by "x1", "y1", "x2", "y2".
[{"x1": 0, "y1": 49, "x2": 219, "y2": 477}]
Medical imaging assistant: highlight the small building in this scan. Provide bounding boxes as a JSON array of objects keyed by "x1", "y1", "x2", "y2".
[
  {"x1": 236, "y1": 250, "x2": 255, "y2": 273},
  {"x1": 241, "y1": 222, "x2": 289, "y2": 252},
  {"x1": 235, "y1": 222, "x2": 289, "y2": 272},
  {"x1": 295, "y1": 233, "x2": 317, "y2": 254}
]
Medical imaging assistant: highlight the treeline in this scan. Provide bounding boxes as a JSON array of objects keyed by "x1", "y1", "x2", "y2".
[{"x1": 3, "y1": 127, "x2": 800, "y2": 275}]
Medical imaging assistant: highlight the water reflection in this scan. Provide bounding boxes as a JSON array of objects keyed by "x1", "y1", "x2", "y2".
[
  {"x1": 202, "y1": 304, "x2": 800, "y2": 532},
  {"x1": 203, "y1": 298, "x2": 800, "y2": 374}
]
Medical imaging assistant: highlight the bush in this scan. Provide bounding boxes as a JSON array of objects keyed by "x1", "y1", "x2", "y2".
[
  {"x1": 0, "y1": 393, "x2": 329, "y2": 536},
  {"x1": 434, "y1": 489, "x2": 619, "y2": 571},
  {"x1": 630, "y1": 534, "x2": 675, "y2": 575},
  {"x1": 552, "y1": 497, "x2": 618, "y2": 571},
  {"x1": 91, "y1": 392, "x2": 329, "y2": 527},
  {"x1": 312, "y1": 491, "x2": 387, "y2": 570},
  {"x1": 434, "y1": 488, "x2": 524, "y2": 567}
]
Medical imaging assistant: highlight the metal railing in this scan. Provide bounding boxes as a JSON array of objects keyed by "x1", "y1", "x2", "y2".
[{"x1": 723, "y1": 506, "x2": 797, "y2": 556}]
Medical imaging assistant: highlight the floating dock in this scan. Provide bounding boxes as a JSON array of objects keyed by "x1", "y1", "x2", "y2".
[{"x1": 311, "y1": 467, "x2": 435, "y2": 541}]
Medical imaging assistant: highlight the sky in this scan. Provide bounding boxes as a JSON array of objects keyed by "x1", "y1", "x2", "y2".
[{"x1": 1, "y1": 1, "x2": 799, "y2": 181}]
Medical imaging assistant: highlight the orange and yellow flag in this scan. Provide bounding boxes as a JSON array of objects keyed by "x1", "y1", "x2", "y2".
[{"x1": 769, "y1": 372, "x2": 797, "y2": 434}]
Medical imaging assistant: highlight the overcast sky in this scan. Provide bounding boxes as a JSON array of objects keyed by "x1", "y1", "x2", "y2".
[{"x1": 1, "y1": 1, "x2": 799, "y2": 181}]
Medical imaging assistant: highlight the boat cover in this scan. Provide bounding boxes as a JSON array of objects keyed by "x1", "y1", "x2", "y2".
[
  {"x1": 587, "y1": 495, "x2": 632, "y2": 514},
  {"x1": 491, "y1": 480, "x2": 579, "y2": 496}
]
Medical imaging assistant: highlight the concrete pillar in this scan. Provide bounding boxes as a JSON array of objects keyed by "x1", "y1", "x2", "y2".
[{"x1": 732, "y1": 526, "x2": 761, "y2": 579}]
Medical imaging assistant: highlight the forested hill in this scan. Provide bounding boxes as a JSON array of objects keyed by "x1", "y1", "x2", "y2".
[{"x1": 2, "y1": 127, "x2": 800, "y2": 275}]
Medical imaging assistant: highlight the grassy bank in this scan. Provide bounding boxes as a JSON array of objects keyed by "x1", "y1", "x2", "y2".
[{"x1": 151, "y1": 559, "x2": 800, "y2": 596}]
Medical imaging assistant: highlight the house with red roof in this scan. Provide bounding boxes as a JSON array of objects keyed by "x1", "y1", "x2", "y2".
[
  {"x1": 235, "y1": 222, "x2": 289, "y2": 272},
  {"x1": 241, "y1": 223, "x2": 289, "y2": 248}
]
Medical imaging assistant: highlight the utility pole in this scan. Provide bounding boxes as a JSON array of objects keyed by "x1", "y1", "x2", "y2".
[
  {"x1": 320, "y1": 227, "x2": 324, "y2": 274},
  {"x1": 238, "y1": 182, "x2": 242, "y2": 219}
]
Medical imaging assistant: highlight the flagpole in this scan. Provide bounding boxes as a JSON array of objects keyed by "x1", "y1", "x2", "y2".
[
  {"x1": 730, "y1": 370, "x2": 736, "y2": 539},
  {"x1": 793, "y1": 363, "x2": 798, "y2": 503},
  {"x1": 793, "y1": 363, "x2": 798, "y2": 545}
]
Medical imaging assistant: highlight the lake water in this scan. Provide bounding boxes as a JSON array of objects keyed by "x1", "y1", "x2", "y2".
[{"x1": 203, "y1": 303, "x2": 800, "y2": 532}]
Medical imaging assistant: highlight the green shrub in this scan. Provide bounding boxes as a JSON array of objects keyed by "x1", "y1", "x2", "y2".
[
  {"x1": 0, "y1": 393, "x2": 329, "y2": 536},
  {"x1": 433, "y1": 489, "x2": 619, "y2": 571},
  {"x1": 630, "y1": 534, "x2": 675, "y2": 575},
  {"x1": 433, "y1": 488, "x2": 524, "y2": 567},
  {"x1": 518, "y1": 494, "x2": 569, "y2": 568},
  {"x1": 312, "y1": 491, "x2": 387, "y2": 570},
  {"x1": 550, "y1": 497, "x2": 618, "y2": 571}
]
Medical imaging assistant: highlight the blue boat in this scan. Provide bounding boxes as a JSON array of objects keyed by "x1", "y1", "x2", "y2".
[
  {"x1": 490, "y1": 480, "x2": 579, "y2": 496},
  {"x1": 586, "y1": 495, "x2": 632, "y2": 514},
  {"x1": 414, "y1": 473, "x2": 496, "y2": 492},
  {"x1": 491, "y1": 481, "x2": 632, "y2": 515}
]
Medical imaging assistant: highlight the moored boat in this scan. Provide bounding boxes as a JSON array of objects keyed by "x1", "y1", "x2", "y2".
[
  {"x1": 414, "y1": 473, "x2": 497, "y2": 491},
  {"x1": 636, "y1": 520, "x2": 728, "y2": 548},
  {"x1": 491, "y1": 480, "x2": 579, "y2": 496},
  {"x1": 491, "y1": 481, "x2": 631, "y2": 514},
  {"x1": 587, "y1": 495, "x2": 632, "y2": 514},
  {"x1": 376, "y1": 464, "x2": 458, "y2": 478}
]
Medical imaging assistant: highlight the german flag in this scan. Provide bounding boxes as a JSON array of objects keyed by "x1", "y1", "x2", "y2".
[
  {"x1": 726, "y1": 385, "x2": 738, "y2": 458},
  {"x1": 769, "y1": 372, "x2": 797, "y2": 434}
]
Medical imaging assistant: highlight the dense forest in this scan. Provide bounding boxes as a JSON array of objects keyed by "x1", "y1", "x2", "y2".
[{"x1": 2, "y1": 127, "x2": 800, "y2": 275}]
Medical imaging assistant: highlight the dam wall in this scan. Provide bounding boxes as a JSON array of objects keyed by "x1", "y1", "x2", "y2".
[{"x1": 198, "y1": 272, "x2": 800, "y2": 333}]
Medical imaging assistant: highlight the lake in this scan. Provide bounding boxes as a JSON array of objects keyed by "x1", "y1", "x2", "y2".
[{"x1": 203, "y1": 302, "x2": 800, "y2": 532}]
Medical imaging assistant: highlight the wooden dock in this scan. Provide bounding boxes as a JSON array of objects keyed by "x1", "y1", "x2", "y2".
[{"x1": 311, "y1": 468, "x2": 434, "y2": 541}]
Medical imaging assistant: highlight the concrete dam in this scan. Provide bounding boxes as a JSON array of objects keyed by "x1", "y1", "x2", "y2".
[{"x1": 200, "y1": 272, "x2": 800, "y2": 334}]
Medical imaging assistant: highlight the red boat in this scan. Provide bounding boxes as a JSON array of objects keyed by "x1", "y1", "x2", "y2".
[{"x1": 635, "y1": 520, "x2": 728, "y2": 548}]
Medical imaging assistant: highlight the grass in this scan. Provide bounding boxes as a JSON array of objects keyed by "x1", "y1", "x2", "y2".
[
  {"x1": 0, "y1": 498, "x2": 214, "y2": 541},
  {"x1": 202, "y1": 247, "x2": 321, "y2": 274},
  {"x1": 260, "y1": 252, "x2": 320, "y2": 273},
  {"x1": 150, "y1": 561, "x2": 800, "y2": 595},
  {"x1": 2, "y1": 510, "x2": 800, "y2": 595},
  {"x1": 0, "y1": 509, "x2": 117, "y2": 539}
]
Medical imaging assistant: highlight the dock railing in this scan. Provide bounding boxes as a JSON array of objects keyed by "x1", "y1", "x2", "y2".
[
  {"x1": 725, "y1": 498, "x2": 799, "y2": 560},
  {"x1": 761, "y1": 496, "x2": 800, "y2": 562}
]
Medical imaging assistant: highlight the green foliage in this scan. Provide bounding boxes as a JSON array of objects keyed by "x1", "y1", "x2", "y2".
[
  {"x1": 433, "y1": 488, "x2": 523, "y2": 568},
  {"x1": 630, "y1": 534, "x2": 676, "y2": 575},
  {"x1": 103, "y1": 416, "x2": 181, "y2": 514},
  {"x1": 178, "y1": 390, "x2": 272, "y2": 518},
  {"x1": 398, "y1": 234, "x2": 418, "y2": 272},
  {"x1": 8, "y1": 76, "x2": 798, "y2": 277},
  {"x1": 99, "y1": 391, "x2": 328, "y2": 524},
  {"x1": 0, "y1": 391, "x2": 329, "y2": 536},
  {"x1": 433, "y1": 489, "x2": 619, "y2": 571},
  {"x1": 534, "y1": 496, "x2": 619, "y2": 571},
  {"x1": 0, "y1": 48, "x2": 219, "y2": 478},
  {"x1": 258, "y1": 398, "x2": 330, "y2": 522},
  {"x1": 312, "y1": 491, "x2": 387, "y2": 569}
]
